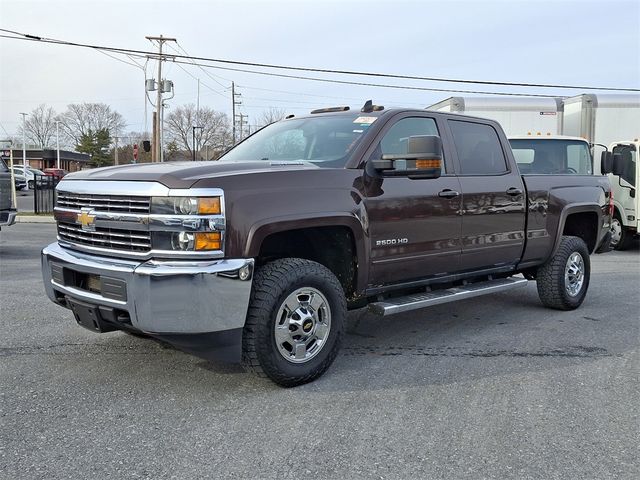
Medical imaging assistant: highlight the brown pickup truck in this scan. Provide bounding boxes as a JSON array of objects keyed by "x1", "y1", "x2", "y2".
[{"x1": 42, "y1": 102, "x2": 613, "y2": 386}]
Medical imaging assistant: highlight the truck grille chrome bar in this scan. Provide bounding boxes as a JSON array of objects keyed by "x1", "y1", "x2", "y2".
[
  {"x1": 57, "y1": 222, "x2": 151, "y2": 252},
  {"x1": 57, "y1": 192, "x2": 151, "y2": 214}
]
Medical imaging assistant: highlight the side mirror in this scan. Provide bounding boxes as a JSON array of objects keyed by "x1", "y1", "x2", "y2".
[
  {"x1": 612, "y1": 152, "x2": 625, "y2": 176},
  {"x1": 371, "y1": 135, "x2": 442, "y2": 179},
  {"x1": 600, "y1": 151, "x2": 613, "y2": 174}
]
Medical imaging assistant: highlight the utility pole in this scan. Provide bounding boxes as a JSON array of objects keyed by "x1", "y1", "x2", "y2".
[
  {"x1": 114, "y1": 136, "x2": 119, "y2": 165},
  {"x1": 55, "y1": 120, "x2": 61, "y2": 169},
  {"x1": 145, "y1": 35, "x2": 176, "y2": 162},
  {"x1": 232, "y1": 82, "x2": 242, "y2": 145},
  {"x1": 20, "y1": 112, "x2": 27, "y2": 174}
]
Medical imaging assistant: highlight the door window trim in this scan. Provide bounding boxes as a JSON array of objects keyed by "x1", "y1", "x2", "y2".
[
  {"x1": 359, "y1": 112, "x2": 458, "y2": 175},
  {"x1": 445, "y1": 117, "x2": 514, "y2": 177}
]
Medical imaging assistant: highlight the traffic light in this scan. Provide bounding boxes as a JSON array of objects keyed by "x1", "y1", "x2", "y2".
[{"x1": 142, "y1": 140, "x2": 151, "y2": 152}]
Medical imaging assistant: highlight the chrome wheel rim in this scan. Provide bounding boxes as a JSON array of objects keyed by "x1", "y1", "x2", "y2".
[
  {"x1": 610, "y1": 218, "x2": 622, "y2": 245},
  {"x1": 274, "y1": 287, "x2": 331, "y2": 364},
  {"x1": 564, "y1": 252, "x2": 585, "y2": 297}
]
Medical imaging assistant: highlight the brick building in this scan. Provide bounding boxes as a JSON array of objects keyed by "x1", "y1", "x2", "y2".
[{"x1": 5, "y1": 149, "x2": 90, "y2": 172}]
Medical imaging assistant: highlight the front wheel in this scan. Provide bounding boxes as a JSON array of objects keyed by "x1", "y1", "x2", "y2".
[
  {"x1": 536, "y1": 235, "x2": 590, "y2": 310},
  {"x1": 28, "y1": 180, "x2": 34, "y2": 189},
  {"x1": 610, "y1": 212, "x2": 634, "y2": 250},
  {"x1": 242, "y1": 258, "x2": 346, "y2": 387}
]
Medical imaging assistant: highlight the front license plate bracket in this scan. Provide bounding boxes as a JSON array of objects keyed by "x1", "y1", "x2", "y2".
[{"x1": 66, "y1": 297, "x2": 116, "y2": 333}]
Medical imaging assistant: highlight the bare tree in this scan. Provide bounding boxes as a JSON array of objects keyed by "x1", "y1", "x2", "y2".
[
  {"x1": 19, "y1": 104, "x2": 58, "y2": 148},
  {"x1": 58, "y1": 103, "x2": 126, "y2": 145},
  {"x1": 165, "y1": 104, "x2": 231, "y2": 159},
  {"x1": 258, "y1": 107, "x2": 287, "y2": 128}
]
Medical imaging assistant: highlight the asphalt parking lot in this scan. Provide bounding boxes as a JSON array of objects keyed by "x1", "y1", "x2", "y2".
[{"x1": 1, "y1": 224, "x2": 638, "y2": 479}]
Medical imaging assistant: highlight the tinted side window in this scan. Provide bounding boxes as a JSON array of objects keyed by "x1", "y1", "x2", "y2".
[
  {"x1": 449, "y1": 120, "x2": 508, "y2": 175},
  {"x1": 376, "y1": 117, "x2": 444, "y2": 172}
]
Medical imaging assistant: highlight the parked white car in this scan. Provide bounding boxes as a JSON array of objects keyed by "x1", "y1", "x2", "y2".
[{"x1": 11, "y1": 166, "x2": 46, "y2": 189}]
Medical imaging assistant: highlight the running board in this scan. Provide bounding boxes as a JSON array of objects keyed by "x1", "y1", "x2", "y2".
[{"x1": 369, "y1": 277, "x2": 528, "y2": 316}]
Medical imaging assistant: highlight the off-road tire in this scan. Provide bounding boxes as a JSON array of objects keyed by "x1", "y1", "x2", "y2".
[
  {"x1": 611, "y1": 211, "x2": 634, "y2": 251},
  {"x1": 242, "y1": 258, "x2": 346, "y2": 387},
  {"x1": 536, "y1": 235, "x2": 590, "y2": 310}
]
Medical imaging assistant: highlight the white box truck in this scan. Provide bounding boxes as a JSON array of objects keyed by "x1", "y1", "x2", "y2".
[
  {"x1": 607, "y1": 140, "x2": 639, "y2": 249},
  {"x1": 428, "y1": 96, "x2": 564, "y2": 136},
  {"x1": 561, "y1": 94, "x2": 640, "y2": 248}
]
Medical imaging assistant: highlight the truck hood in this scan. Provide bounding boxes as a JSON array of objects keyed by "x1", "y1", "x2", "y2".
[{"x1": 62, "y1": 160, "x2": 320, "y2": 189}]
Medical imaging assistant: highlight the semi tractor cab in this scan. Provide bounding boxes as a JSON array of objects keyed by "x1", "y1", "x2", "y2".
[
  {"x1": 608, "y1": 140, "x2": 639, "y2": 249},
  {"x1": 508, "y1": 135, "x2": 593, "y2": 176}
]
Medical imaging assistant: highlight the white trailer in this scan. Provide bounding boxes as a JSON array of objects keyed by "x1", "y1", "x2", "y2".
[{"x1": 428, "y1": 96, "x2": 564, "y2": 136}]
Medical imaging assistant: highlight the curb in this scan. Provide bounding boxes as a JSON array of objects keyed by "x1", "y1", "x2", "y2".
[{"x1": 16, "y1": 215, "x2": 55, "y2": 224}]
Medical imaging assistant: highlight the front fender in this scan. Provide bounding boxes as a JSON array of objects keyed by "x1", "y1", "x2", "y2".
[{"x1": 244, "y1": 213, "x2": 369, "y2": 293}]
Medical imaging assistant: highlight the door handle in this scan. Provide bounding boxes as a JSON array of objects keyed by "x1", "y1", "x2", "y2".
[
  {"x1": 438, "y1": 189, "x2": 460, "y2": 198},
  {"x1": 506, "y1": 187, "x2": 523, "y2": 196}
]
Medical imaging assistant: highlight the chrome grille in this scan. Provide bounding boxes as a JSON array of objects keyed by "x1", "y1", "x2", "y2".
[
  {"x1": 57, "y1": 192, "x2": 151, "y2": 214},
  {"x1": 57, "y1": 222, "x2": 151, "y2": 252}
]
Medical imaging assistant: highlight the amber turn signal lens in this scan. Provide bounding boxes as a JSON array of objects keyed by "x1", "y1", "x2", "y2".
[
  {"x1": 198, "y1": 197, "x2": 221, "y2": 215},
  {"x1": 416, "y1": 159, "x2": 441, "y2": 169},
  {"x1": 195, "y1": 232, "x2": 221, "y2": 250}
]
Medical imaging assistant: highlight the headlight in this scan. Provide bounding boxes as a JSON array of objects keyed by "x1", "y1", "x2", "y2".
[
  {"x1": 154, "y1": 231, "x2": 222, "y2": 251},
  {"x1": 171, "y1": 232, "x2": 194, "y2": 250},
  {"x1": 151, "y1": 197, "x2": 221, "y2": 215}
]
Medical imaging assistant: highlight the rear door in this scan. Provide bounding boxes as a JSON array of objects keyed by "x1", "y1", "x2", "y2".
[
  {"x1": 447, "y1": 119, "x2": 526, "y2": 272},
  {"x1": 361, "y1": 114, "x2": 462, "y2": 286}
]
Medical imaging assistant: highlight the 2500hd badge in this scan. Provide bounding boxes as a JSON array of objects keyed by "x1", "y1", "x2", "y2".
[{"x1": 376, "y1": 238, "x2": 409, "y2": 246}]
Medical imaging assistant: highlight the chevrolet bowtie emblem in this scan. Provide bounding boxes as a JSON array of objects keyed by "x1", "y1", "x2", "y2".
[{"x1": 77, "y1": 208, "x2": 96, "y2": 232}]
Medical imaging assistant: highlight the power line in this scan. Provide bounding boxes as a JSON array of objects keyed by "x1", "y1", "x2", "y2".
[
  {"x1": 1, "y1": 29, "x2": 638, "y2": 93},
  {"x1": 171, "y1": 42, "x2": 230, "y2": 90},
  {"x1": 171, "y1": 59, "x2": 561, "y2": 98},
  {"x1": 170, "y1": 60, "x2": 228, "y2": 98}
]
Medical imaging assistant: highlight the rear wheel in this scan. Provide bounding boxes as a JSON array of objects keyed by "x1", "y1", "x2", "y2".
[
  {"x1": 610, "y1": 212, "x2": 634, "y2": 250},
  {"x1": 242, "y1": 258, "x2": 346, "y2": 387},
  {"x1": 536, "y1": 235, "x2": 590, "y2": 310}
]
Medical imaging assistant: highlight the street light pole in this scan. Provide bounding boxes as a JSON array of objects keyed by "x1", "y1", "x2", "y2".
[
  {"x1": 192, "y1": 126, "x2": 203, "y2": 161},
  {"x1": 20, "y1": 112, "x2": 27, "y2": 175}
]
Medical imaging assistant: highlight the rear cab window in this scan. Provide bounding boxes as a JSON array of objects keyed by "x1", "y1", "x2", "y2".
[
  {"x1": 509, "y1": 138, "x2": 593, "y2": 175},
  {"x1": 448, "y1": 120, "x2": 508, "y2": 175}
]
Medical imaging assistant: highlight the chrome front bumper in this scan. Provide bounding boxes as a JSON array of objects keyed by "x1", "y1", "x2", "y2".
[{"x1": 41, "y1": 242, "x2": 254, "y2": 334}]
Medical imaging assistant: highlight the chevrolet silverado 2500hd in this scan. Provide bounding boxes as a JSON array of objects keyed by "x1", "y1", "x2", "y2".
[{"x1": 42, "y1": 103, "x2": 613, "y2": 386}]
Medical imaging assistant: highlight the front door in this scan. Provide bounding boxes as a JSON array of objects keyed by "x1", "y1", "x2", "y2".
[{"x1": 360, "y1": 115, "x2": 462, "y2": 286}]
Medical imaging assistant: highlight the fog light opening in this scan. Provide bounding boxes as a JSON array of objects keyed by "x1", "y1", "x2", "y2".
[{"x1": 238, "y1": 264, "x2": 252, "y2": 281}]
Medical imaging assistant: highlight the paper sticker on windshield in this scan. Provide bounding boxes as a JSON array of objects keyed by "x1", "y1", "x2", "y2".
[{"x1": 353, "y1": 116, "x2": 377, "y2": 125}]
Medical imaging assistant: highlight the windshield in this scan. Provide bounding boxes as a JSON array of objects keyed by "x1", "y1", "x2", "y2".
[
  {"x1": 220, "y1": 114, "x2": 377, "y2": 167},
  {"x1": 509, "y1": 139, "x2": 593, "y2": 175}
]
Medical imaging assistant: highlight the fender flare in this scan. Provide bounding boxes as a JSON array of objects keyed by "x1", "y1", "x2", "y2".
[
  {"x1": 550, "y1": 203, "x2": 603, "y2": 258},
  {"x1": 244, "y1": 212, "x2": 369, "y2": 293}
]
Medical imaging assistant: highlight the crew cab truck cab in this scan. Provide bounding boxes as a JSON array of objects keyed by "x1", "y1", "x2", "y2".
[{"x1": 42, "y1": 104, "x2": 612, "y2": 386}]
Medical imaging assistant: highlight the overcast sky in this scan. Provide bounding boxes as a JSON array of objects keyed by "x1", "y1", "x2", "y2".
[{"x1": 0, "y1": 0, "x2": 638, "y2": 140}]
